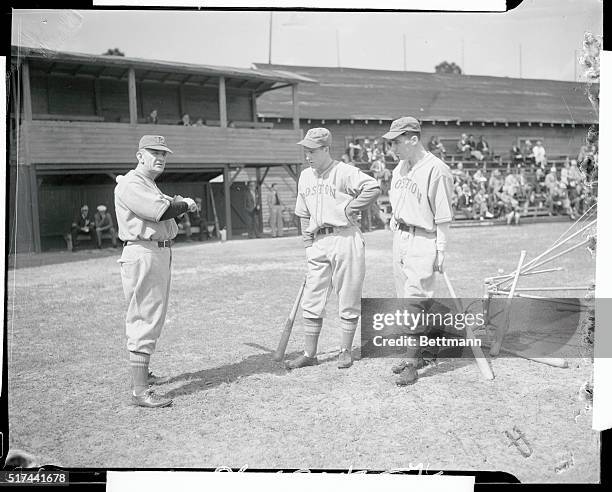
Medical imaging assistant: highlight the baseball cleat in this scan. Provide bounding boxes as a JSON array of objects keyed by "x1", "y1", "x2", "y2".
[
  {"x1": 395, "y1": 363, "x2": 418, "y2": 386},
  {"x1": 130, "y1": 389, "x2": 173, "y2": 408},
  {"x1": 285, "y1": 354, "x2": 318, "y2": 370},
  {"x1": 148, "y1": 371, "x2": 171, "y2": 385},
  {"x1": 391, "y1": 357, "x2": 426, "y2": 374},
  {"x1": 337, "y1": 349, "x2": 353, "y2": 369}
]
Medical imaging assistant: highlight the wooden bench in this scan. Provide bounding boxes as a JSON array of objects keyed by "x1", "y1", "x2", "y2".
[{"x1": 64, "y1": 230, "x2": 115, "y2": 251}]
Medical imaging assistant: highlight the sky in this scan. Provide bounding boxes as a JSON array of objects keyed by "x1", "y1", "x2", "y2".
[{"x1": 11, "y1": 0, "x2": 603, "y2": 81}]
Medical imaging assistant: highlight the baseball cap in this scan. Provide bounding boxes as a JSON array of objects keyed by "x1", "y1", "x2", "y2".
[
  {"x1": 382, "y1": 116, "x2": 421, "y2": 140},
  {"x1": 297, "y1": 128, "x2": 332, "y2": 148},
  {"x1": 138, "y1": 135, "x2": 173, "y2": 153}
]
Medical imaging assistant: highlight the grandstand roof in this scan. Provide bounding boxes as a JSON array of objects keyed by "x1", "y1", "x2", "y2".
[{"x1": 254, "y1": 64, "x2": 598, "y2": 124}]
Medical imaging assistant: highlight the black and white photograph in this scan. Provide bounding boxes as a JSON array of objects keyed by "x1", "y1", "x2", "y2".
[{"x1": 3, "y1": 1, "x2": 608, "y2": 487}]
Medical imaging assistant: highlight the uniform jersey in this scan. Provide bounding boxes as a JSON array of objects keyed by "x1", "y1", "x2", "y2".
[
  {"x1": 295, "y1": 160, "x2": 379, "y2": 234},
  {"x1": 114, "y1": 169, "x2": 178, "y2": 241},
  {"x1": 389, "y1": 152, "x2": 453, "y2": 232}
]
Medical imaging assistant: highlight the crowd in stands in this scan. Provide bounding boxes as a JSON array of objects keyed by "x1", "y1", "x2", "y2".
[{"x1": 344, "y1": 133, "x2": 597, "y2": 225}]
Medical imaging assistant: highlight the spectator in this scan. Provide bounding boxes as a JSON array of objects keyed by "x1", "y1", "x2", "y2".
[
  {"x1": 178, "y1": 113, "x2": 192, "y2": 126},
  {"x1": 70, "y1": 205, "x2": 95, "y2": 252},
  {"x1": 522, "y1": 140, "x2": 535, "y2": 165},
  {"x1": 267, "y1": 183, "x2": 284, "y2": 238},
  {"x1": 94, "y1": 205, "x2": 118, "y2": 249},
  {"x1": 510, "y1": 144, "x2": 524, "y2": 165},
  {"x1": 348, "y1": 140, "x2": 363, "y2": 162},
  {"x1": 147, "y1": 109, "x2": 159, "y2": 124},
  {"x1": 476, "y1": 135, "x2": 490, "y2": 158},
  {"x1": 533, "y1": 140, "x2": 546, "y2": 168},
  {"x1": 473, "y1": 187, "x2": 493, "y2": 220},
  {"x1": 194, "y1": 117, "x2": 205, "y2": 127},
  {"x1": 457, "y1": 183, "x2": 474, "y2": 219},
  {"x1": 244, "y1": 181, "x2": 261, "y2": 239},
  {"x1": 177, "y1": 212, "x2": 193, "y2": 241},
  {"x1": 457, "y1": 133, "x2": 471, "y2": 159},
  {"x1": 534, "y1": 166, "x2": 546, "y2": 193},
  {"x1": 501, "y1": 190, "x2": 520, "y2": 225}
]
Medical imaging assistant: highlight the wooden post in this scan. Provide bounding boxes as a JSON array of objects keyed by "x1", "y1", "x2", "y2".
[
  {"x1": 94, "y1": 79, "x2": 103, "y2": 117},
  {"x1": 128, "y1": 67, "x2": 138, "y2": 125},
  {"x1": 223, "y1": 165, "x2": 232, "y2": 239},
  {"x1": 28, "y1": 165, "x2": 42, "y2": 253},
  {"x1": 251, "y1": 91, "x2": 258, "y2": 122},
  {"x1": 292, "y1": 84, "x2": 300, "y2": 130},
  {"x1": 22, "y1": 60, "x2": 32, "y2": 122},
  {"x1": 219, "y1": 76, "x2": 227, "y2": 128}
]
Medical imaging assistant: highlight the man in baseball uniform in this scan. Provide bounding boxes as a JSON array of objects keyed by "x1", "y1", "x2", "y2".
[
  {"x1": 286, "y1": 128, "x2": 381, "y2": 370},
  {"x1": 115, "y1": 135, "x2": 198, "y2": 408},
  {"x1": 382, "y1": 117, "x2": 454, "y2": 386}
]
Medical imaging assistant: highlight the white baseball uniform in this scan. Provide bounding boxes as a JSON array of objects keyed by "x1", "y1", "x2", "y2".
[
  {"x1": 295, "y1": 160, "x2": 380, "y2": 319},
  {"x1": 389, "y1": 152, "x2": 453, "y2": 298},
  {"x1": 115, "y1": 169, "x2": 178, "y2": 355}
]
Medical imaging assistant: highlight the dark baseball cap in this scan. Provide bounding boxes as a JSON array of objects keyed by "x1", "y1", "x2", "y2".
[
  {"x1": 297, "y1": 128, "x2": 332, "y2": 148},
  {"x1": 138, "y1": 135, "x2": 173, "y2": 153},
  {"x1": 382, "y1": 117, "x2": 421, "y2": 140}
]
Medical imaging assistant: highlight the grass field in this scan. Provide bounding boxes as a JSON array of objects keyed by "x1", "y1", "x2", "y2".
[{"x1": 6, "y1": 222, "x2": 599, "y2": 482}]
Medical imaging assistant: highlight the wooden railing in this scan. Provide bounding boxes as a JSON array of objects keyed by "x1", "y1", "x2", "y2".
[{"x1": 17, "y1": 120, "x2": 303, "y2": 167}]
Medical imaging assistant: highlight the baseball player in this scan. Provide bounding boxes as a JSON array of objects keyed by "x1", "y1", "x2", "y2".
[
  {"x1": 286, "y1": 128, "x2": 381, "y2": 370},
  {"x1": 115, "y1": 135, "x2": 198, "y2": 408},
  {"x1": 382, "y1": 117, "x2": 454, "y2": 386}
]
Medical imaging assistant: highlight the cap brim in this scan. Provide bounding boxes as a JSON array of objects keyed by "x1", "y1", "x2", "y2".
[
  {"x1": 382, "y1": 130, "x2": 406, "y2": 140},
  {"x1": 297, "y1": 139, "x2": 322, "y2": 149},
  {"x1": 141, "y1": 145, "x2": 173, "y2": 153}
]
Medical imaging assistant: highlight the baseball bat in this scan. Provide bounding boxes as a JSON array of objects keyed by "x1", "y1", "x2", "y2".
[
  {"x1": 442, "y1": 271, "x2": 495, "y2": 380},
  {"x1": 272, "y1": 277, "x2": 307, "y2": 362}
]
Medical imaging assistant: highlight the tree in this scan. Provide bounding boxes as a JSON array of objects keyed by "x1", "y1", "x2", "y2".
[
  {"x1": 435, "y1": 61, "x2": 462, "y2": 75},
  {"x1": 102, "y1": 48, "x2": 125, "y2": 56}
]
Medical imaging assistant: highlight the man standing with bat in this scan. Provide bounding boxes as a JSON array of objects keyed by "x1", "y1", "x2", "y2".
[
  {"x1": 115, "y1": 135, "x2": 198, "y2": 408},
  {"x1": 381, "y1": 117, "x2": 454, "y2": 386},
  {"x1": 285, "y1": 128, "x2": 381, "y2": 370}
]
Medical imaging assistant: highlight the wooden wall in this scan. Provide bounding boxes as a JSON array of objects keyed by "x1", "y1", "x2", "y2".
[{"x1": 271, "y1": 120, "x2": 589, "y2": 161}]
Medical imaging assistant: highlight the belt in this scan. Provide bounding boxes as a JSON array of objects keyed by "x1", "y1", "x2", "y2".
[
  {"x1": 317, "y1": 226, "x2": 340, "y2": 236},
  {"x1": 124, "y1": 239, "x2": 174, "y2": 248},
  {"x1": 397, "y1": 222, "x2": 432, "y2": 234}
]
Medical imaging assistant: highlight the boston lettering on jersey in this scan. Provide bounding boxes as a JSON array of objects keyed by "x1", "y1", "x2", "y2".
[
  {"x1": 301, "y1": 183, "x2": 337, "y2": 199},
  {"x1": 393, "y1": 175, "x2": 423, "y2": 204}
]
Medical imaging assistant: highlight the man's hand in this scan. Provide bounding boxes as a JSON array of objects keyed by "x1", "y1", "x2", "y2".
[{"x1": 434, "y1": 250, "x2": 445, "y2": 273}]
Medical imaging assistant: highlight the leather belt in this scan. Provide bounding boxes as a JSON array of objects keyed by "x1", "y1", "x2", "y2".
[
  {"x1": 124, "y1": 239, "x2": 174, "y2": 248},
  {"x1": 317, "y1": 226, "x2": 336, "y2": 235}
]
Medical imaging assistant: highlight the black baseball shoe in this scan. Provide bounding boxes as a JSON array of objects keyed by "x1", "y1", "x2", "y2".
[
  {"x1": 148, "y1": 371, "x2": 171, "y2": 385},
  {"x1": 130, "y1": 389, "x2": 172, "y2": 408},
  {"x1": 395, "y1": 363, "x2": 418, "y2": 386},
  {"x1": 285, "y1": 354, "x2": 318, "y2": 370}
]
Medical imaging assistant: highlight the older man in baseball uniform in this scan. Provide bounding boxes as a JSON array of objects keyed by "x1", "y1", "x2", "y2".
[
  {"x1": 382, "y1": 117, "x2": 454, "y2": 386},
  {"x1": 115, "y1": 135, "x2": 198, "y2": 408},
  {"x1": 286, "y1": 128, "x2": 381, "y2": 370}
]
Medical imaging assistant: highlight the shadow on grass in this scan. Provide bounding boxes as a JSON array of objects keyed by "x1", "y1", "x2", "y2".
[{"x1": 163, "y1": 343, "x2": 362, "y2": 398}]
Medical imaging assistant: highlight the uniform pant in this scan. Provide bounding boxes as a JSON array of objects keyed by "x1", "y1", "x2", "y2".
[
  {"x1": 392, "y1": 227, "x2": 438, "y2": 361},
  {"x1": 269, "y1": 205, "x2": 284, "y2": 237},
  {"x1": 119, "y1": 242, "x2": 172, "y2": 355},
  {"x1": 302, "y1": 226, "x2": 365, "y2": 319}
]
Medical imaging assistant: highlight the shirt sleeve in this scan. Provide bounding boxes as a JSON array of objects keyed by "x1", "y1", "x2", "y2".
[
  {"x1": 117, "y1": 178, "x2": 170, "y2": 222},
  {"x1": 429, "y1": 167, "x2": 454, "y2": 225},
  {"x1": 294, "y1": 176, "x2": 310, "y2": 218}
]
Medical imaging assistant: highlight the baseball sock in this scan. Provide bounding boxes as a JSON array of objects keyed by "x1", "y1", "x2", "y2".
[
  {"x1": 303, "y1": 317, "x2": 323, "y2": 358},
  {"x1": 129, "y1": 351, "x2": 150, "y2": 396},
  {"x1": 340, "y1": 317, "x2": 359, "y2": 352}
]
